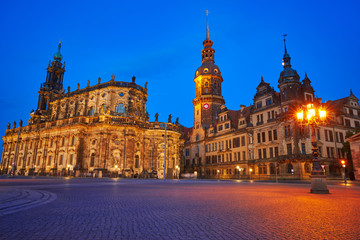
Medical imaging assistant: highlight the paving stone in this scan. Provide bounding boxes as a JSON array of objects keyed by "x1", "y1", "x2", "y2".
[{"x1": 0, "y1": 179, "x2": 359, "y2": 239}]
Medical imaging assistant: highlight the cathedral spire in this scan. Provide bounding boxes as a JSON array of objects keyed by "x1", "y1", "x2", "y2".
[
  {"x1": 206, "y1": 10, "x2": 209, "y2": 40},
  {"x1": 202, "y1": 11, "x2": 213, "y2": 49}
]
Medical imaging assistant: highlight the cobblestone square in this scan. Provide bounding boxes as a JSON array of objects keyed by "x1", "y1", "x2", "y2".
[{"x1": 0, "y1": 178, "x2": 359, "y2": 240}]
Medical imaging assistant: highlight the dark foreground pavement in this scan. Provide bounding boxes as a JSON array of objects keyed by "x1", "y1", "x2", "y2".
[{"x1": 0, "y1": 178, "x2": 359, "y2": 240}]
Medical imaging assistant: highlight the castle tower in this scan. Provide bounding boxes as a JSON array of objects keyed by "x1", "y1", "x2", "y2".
[
  {"x1": 36, "y1": 42, "x2": 65, "y2": 113},
  {"x1": 278, "y1": 36, "x2": 301, "y2": 103},
  {"x1": 192, "y1": 11, "x2": 225, "y2": 129}
]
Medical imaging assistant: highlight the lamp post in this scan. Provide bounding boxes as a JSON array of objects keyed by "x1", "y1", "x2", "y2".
[
  {"x1": 217, "y1": 169, "x2": 220, "y2": 180},
  {"x1": 249, "y1": 168, "x2": 253, "y2": 180},
  {"x1": 275, "y1": 162, "x2": 278, "y2": 183},
  {"x1": 296, "y1": 103, "x2": 329, "y2": 194},
  {"x1": 341, "y1": 160, "x2": 347, "y2": 185}
]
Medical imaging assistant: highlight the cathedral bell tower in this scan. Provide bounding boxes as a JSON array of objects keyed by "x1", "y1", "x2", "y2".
[
  {"x1": 193, "y1": 12, "x2": 225, "y2": 129},
  {"x1": 36, "y1": 42, "x2": 65, "y2": 114}
]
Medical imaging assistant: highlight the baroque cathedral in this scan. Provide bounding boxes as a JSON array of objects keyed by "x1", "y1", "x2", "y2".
[
  {"x1": 1, "y1": 43, "x2": 184, "y2": 178},
  {"x1": 183, "y1": 14, "x2": 360, "y2": 180}
]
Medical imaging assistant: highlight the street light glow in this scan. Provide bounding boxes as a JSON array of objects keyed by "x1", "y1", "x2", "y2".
[
  {"x1": 308, "y1": 108, "x2": 316, "y2": 119},
  {"x1": 319, "y1": 109, "x2": 326, "y2": 120},
  {"x1": 296, "y1": 111, "x2": 304, "y2": 121}
]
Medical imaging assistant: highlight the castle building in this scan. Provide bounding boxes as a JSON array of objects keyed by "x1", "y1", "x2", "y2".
[
  {"x1": 183, "y1": 15, "x2": 360, "y2": 180},
  {"x1": 0, "y1": 43, "x2": 184, "y2": 178}
]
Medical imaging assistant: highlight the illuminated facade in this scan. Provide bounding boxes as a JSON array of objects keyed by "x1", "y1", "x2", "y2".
[
  {"x1": 1, "y1": 43, "x2": 184, "y2": 178},
  {"x1": 184, "y1": 16, "x2": 360, "y2": 180}
]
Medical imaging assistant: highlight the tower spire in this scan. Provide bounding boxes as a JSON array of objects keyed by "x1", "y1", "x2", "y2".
[
  {"x1": 283, "y1": 34, "x2": 287, "y2": 54},
  {"x1": 53, "y1": 41, "x2": 63, "y2": 62},
  {"x1": 206, "y1": 10, "x2": 209, "y2": 40}
]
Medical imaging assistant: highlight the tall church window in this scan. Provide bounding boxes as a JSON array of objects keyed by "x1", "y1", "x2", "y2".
[
  {"x1": 117, "y1": 103, "x2": 124, "y2": 113},
  {"x1": 90, "y1": 153, "x2": 95, "y2": 167},
  {"x1": 89, "y1": 107, "x2": 95, "y2": 116},
  {"x1": 135, "y1": 155, "x2": 140, "y2": 168}
]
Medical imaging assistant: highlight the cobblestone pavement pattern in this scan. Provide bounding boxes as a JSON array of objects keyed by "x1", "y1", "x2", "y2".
[{"x1": 0, "y1": 178, "x2": 359, "y2": 240}]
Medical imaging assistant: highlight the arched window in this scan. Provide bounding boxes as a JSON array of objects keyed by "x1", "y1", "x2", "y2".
[
  {"x1": 89, "y1": 107, "x2": 95, "y2": 116},
  {"x1": 135, "y1": 155, "x2": 140, "y2": 168},
  {"x1": 72, "y1": 136, "x2": 75, "y2": 146},
  {"x1": 90, "y1": 153, "x2": 95, "y2": 167},
  {"x1": 196, "y1": 135, "x2": 200, "y2": 141},
  {"x1": 117, "y1": 103, "x2": 124, "y2": 113},
  {"x1": 101, "y1": 104, "x2": 106, "y2": 114},
  {"x1": 62, "y1": 138, "x2": 65, "y2": 147},
  {"x1": 287, "y1": 163, "x2": 293, "y2": 173}
]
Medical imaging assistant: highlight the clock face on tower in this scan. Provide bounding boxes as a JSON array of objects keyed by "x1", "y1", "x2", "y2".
[{"x1": 203, "y1": 103, "x2": 210, "y2": 110}]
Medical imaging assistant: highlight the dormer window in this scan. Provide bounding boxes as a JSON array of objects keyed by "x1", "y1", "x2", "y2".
[
  {"x1": 305, "y1": 93, "x2": 313, "y2": 102},
  {"x1": 266, "y1": 98, "x2": 272, "y2": 106},
  {"x1": 204, "y1": 68, "x2": 209, "y2": 73},
  {"x1": 257, "y1": 102, "x2": 262, "y2": 108}
]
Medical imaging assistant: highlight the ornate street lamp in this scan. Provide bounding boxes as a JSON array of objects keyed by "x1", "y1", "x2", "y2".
[{"x1": 296, "y1": 103, "x2": 329, "y2": 194}]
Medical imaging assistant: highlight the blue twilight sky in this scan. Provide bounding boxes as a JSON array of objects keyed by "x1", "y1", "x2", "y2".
[{"x1": 0, "y1": 0, "x2": 359, "y2": 153}]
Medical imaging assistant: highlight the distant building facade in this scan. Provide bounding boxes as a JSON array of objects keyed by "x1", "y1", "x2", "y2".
[
  {"x1": 0, "y1": 43, "x2": 184, "y2": 178},
  {"x1": 346, "y1": 132, "x2": 360, "y2": 180},
  {"x1": 183, "y1": 16, "x2": 360, "y2": 180}
]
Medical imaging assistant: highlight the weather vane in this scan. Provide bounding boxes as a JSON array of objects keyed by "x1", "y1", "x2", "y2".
[
  {"x1": 282, "y1": 34, "x2": 287, "y2": 53},
  {"x1": 282, "y1": 34, "x2": 287, "y2": 42}
]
